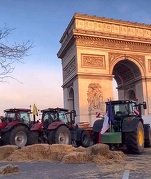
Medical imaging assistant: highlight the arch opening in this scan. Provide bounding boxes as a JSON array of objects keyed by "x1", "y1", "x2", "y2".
[
  {"x1": 68, "y1": 88, "x2": 74, "y2": 111},
  {"x1": 113, "y1": 59, "x2": 141, "y2": 100}
]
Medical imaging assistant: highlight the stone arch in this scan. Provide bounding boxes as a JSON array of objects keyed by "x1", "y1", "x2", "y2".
[{"x1": 109, "y1": 53, "x2": 145, "y2": 77}]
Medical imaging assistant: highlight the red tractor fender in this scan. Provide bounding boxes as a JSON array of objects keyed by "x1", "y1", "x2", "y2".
[
  {"x1": 6, "y1": 120, "x2": 21, "y2": 127},
  {"x1": 2, "y1": 120, "x2": 30, "y2": 132},
  {"x1": 0, "y1": 122, "x2": 7, "y2": 129},
  {"x1": 47, "y1": 121, "x2": 66, "y2": 130},
  {"x1": 30, "y1": 122, "x2": 43, "y2": 131}
]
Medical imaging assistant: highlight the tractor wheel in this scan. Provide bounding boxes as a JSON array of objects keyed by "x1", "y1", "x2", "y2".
[
  {"x1": 48, "y1": 130, "x2": 55, "y2": 144},
  {"x1": 27, "y1": 131, "x2": 39, "y2": 145},
  {"x1": 126, "y1": 121, "x2": 144, "y2": 154},
  {"x1": 2, "y1": 126, "x2": 28, "y2": 148},
  {"x1": 76, "y1": 130, "x2": 90, "y2": 147},
  {"x1": 144, "y1": 124, "x2": 151, "y2": 148},
  {"x1": 54, "y1": 126, "x2": 71, "y2": 144}
]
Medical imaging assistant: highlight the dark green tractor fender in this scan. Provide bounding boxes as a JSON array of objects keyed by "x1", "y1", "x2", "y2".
[
  {"x1": 122, "y1": 117, "x2": 143, "y2": 132},
  {"x1": 92, "y1": 119, "x2": 104, "y2": 144},
  {"x1": 92, "y1": 119, "x2": 104, "y2": 132}
]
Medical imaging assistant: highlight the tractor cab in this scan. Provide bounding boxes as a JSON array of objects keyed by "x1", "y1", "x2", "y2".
[
  {"x1": 107, "y1": 100, "x2": 147, "y2": 122},
  {"x1": 41, "y1": 108, "x2": 76, "y2": 129},
  {"x1": 4, "y1": 108, "x2": 31, "y2": 127},
  {"x1": 0, "y1": 108, "x2": 32, "y2": 147},
  {"x1": 93, "y1": 100, "x2": 149, "y2": 154}
]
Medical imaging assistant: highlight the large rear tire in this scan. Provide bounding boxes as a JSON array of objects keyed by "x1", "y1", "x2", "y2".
[
  {"x1": 2, "y1": 125, "x2": 28, "y2": 148},
  {"x1": 76, "y1": 130, "x2": 90, "y2": 147},
  {"x1": 144, "y1": 124, "x2": 151, "y2": 148},
  {"x1": 54, "y1": 126, "x2": 71, "y2": 144},
  {"x1": 126, "y1": 121, "x2": 144, "y2": 154}
]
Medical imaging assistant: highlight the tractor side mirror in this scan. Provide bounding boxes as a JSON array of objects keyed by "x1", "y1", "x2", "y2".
[{"x1": 143, "y1": 102, "x2": 147, "y2": 109}]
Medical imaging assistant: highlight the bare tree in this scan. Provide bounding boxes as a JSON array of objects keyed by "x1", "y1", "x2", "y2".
[{"x1": 0, "y1": 27, "x2": 32, "y2": 82}]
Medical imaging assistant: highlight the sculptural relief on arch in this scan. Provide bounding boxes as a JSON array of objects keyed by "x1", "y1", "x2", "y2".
[{"x1": 57, "y1": 13, "x2": 151, "y2": 125}]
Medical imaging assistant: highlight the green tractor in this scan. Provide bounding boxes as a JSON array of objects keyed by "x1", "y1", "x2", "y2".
[{"x1": 92, "y1": 100, "x2": 151, "y2": 154}]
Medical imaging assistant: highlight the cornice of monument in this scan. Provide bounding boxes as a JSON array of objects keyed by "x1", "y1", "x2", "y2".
[
  {"x1": 59, "y1": 13, "x2": 151, "y2": 44},
  {"x1": 74, "y1": 13, "x2": 151, "y2": 28},
  {"x1": 73, "y1": 29, "x2": 151, "y2": 44},
  {"x1": 58, "y1": 13, "x2": 151, "y2": 58}
]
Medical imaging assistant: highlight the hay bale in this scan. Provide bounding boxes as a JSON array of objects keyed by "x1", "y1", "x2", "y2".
[
  {"x1": 47, "y1": 144, "x2": 74, "y2": 161},
  {"x1": 89, "y1": 155, "x2": 110, "y2": 164},
  {"x1": 6, "y1": 144, "x2": 73, "y2": 162},
  {"x1": 6, "y1": 150, "x2": 33, "y2": 162},
  {"x1": 20, "y1": 144, "x2": 50, "y2": 153},
  {"x1": 50, "y1": 144, "x2": 74, "y2": 153},
  {"x1": 87, "y1": 144, "x2": 109, "y2": 156},
  {"x1": 107, "y1": 151, "x2": 125, "y2": 160},
  {"x1": 73, "y1": 146, "x2": 86, "y2": 152},
  {"x1": 62, "y1": 151, "x2": 90, "y2": 163},
  {"x1": 0, "y1": 145, "x2": 17, "y2": 160},
  {"x1": 0, "y1": 164, "x2": 19, "y2": 175}
]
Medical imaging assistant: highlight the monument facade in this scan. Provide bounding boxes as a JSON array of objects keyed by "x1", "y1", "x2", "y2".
[{"x1": 57, "y1": 13, "x2": 151, "y2": 125}]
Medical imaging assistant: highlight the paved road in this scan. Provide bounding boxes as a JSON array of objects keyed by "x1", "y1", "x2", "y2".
[{"x1": 0, "y1": 148, "x2": 151, "y2": 179}]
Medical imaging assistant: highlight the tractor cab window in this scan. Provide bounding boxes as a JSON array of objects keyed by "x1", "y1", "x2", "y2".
[
  {"x1": 129, "y1": 103, "x2": 136, "y2": 114},
  {"x1": 42, "y1": 112, "x2": 55, "y2": 128},
  {"x1": 43, "y1": 112, "x2": 54, "y2": 123},
  {"x1": 58, "y1": 112, "x2": 68, "y2": 123},
  {"x1": 5, "y1": 112, "x2": 15, "y2": 122},
  {"x1": 20, "y1": 112, "x2": 30, "y2": 125},
  {"x1": 0, "y1": 116, "x2": 4, "y2": 123},
  {"x1": 114, "y1": 104, "x2": 129, "y2": 116}
]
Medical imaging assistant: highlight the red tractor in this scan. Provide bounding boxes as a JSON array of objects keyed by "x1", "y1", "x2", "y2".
[
  {"x1": 0, "y1": 108, "x2": 32, "y2": 147},
  {"x1": 28, "y1": 108, "x2": 91, "y2": 147}
]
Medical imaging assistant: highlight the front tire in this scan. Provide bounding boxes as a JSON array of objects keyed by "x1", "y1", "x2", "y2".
[{"x1": 126, "y1": 121, "x2": 144, "y2": 154}]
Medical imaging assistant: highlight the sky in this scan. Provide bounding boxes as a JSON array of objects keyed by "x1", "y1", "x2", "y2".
[{"x1": 0, "y1": 0, "x2": 151, "y2": 115}]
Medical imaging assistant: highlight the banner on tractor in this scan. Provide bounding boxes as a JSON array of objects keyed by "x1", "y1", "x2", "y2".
[
  {"x1": 100, "y1": 101, "x2": 114, "y2": 134},
  {"x1": 33, "y1": 104, "x2": 38, "y2": 116}
]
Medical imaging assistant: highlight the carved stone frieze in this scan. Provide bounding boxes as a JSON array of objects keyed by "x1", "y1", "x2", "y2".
[
  {"x1": 75, "y1": 14, "x2": 151, "y2": 39},
  {"x1": 76, "y1": 36, "x2": 151, "y2": 53},
  {"x1": 81, "y1": 54, "x2": 106, "y2": 69},
  {"x1": 63, "y1": 57, "x2": 76, "y2": 80},
  {"x1": 74, "y1": 13, "x2": 151, "y2": 28}
]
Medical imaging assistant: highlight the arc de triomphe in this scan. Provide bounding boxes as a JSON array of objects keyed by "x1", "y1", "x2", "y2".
[{"x1": 57, "y1": 13, "x2": 151, "y2": 125}]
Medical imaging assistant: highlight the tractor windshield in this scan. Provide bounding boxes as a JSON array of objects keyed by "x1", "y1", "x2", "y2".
[
  {"x1": 113, "y1": 102, "x2": 136, "y2": 116},
  {"x1": 4, "y1": 111, "x2": 31, "y2": 125}
]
